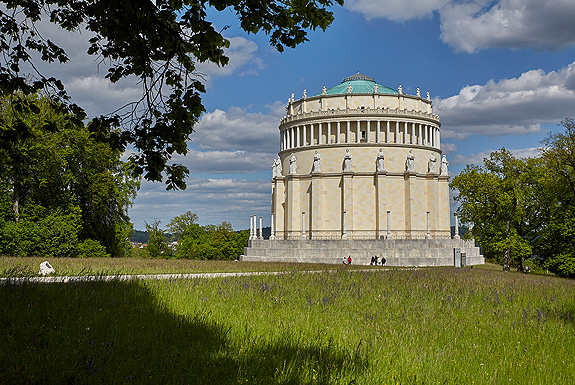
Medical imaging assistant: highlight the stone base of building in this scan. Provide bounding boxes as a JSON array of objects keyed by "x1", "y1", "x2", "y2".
[{"x1": 241, "y1": 239, "x2": 483, "y2": 267}]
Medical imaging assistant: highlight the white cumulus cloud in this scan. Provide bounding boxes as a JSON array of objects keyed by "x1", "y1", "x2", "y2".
[
  {"x1": 130, "y1": 177, "x2": 271, "y2": 230},
  {"x1": 347, "y1": 0, "x2": 575, "y2": 52},
  {"x1": 435, "y1": 61, "x2": 575, "y2": 139},
  {"x1": 440, "y1": 0, "x2": 575, "y2": 53},
  {"x1": 192, "y1": 103, "x2": 285, "y2": 152},
  {"x1": 346, "y1": 0, "x2": 450, "y2": 21}
]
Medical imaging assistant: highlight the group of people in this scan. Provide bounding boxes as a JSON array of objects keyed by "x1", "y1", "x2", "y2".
[
  {"x1": 370, "y1": 256, "x2": 386, "y2": 266},
  {"x1": 341, "y1": 255, "x2": 387, "y2": 265}
]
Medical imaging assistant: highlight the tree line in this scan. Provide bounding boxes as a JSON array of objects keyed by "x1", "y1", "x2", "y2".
[
  {"x1": 138, "y1": 212, "x2": 249, "y2": 260},
  {"x1": 451, "y1": 118, "x2": 575, "y2": 277}
]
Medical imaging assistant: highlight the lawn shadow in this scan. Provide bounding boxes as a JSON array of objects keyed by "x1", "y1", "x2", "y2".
[{"x1": 0, "y1": 279, "x2": 361, "y2": 384}]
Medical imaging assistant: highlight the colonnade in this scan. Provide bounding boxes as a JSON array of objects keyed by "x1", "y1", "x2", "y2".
[{"x1": 280, "y1": 119, "x2": 440, "y2": 151}]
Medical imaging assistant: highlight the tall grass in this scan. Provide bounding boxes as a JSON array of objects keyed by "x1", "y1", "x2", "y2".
[
  {"x1": 2, "y1": 267, "x2": 574, "y2": 384},
  {"x1": 0, "y1": 256, "x2": 365, "y2": 277}
]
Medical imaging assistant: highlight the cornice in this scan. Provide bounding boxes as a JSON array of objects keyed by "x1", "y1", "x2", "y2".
[{"x1": 280, "y1": 107, "x2": 440, "y2": 127}]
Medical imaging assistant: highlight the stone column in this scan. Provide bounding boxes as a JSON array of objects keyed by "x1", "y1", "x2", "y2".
[
  {"x1": 342, "y1": 210, "x2": 347, "y2": 239},
  {"x1": 376, "y1": 120, "x2": 381, "y2": 143},
  {"x1": 258, "y1": 216, "x2": 263, "y2": 239},
  {"x1": 395, "y1": 121, "x2": 399, "y2": 144},
  {"x1": 310, "y1": 123, "x2": 314, "y2": 145},
  {"x1": 270, "y1": 213, "x2": 275, "y2": 240},
  {"x1": 426, "y1": 211, "x2": 431, "y2": 239},
  {"x1": 366, "y1": 120, "x2": 370, "y2": 143},
  {"x1": 290, "y1": 127, "x2": 295, "y2": 149},
  {"x1": 337, "y1": 121, "x2": 341, "y2": 144},
  {"x1": 249, "y1": 215, "x2": 253, "y2": 240},
  {"x1": 303, "y1": 124, "x2": 307, "y2": 146},
  {"x1": 403, "y1": 122, "x2": 407, "y2": 144},
  {"x1": 386, "y1": 120, "x2": 390, "y2": 143},
  {"x1": 437, "y1": 127, "x2": 441, "y2": 149},
  {"x1": 301, "y1": 212, "x2": 306, "y2": 239},
  {"x1": 327, "y1": 122, "x2": 331, "y2": 144},
  {"x1": 346, "y1": 121, "x2": 351, "y2": 143},
  {"x1": 454, "y1": 214, "x2": 460, "y2": 238},
  {"x1": 387, "y1": 210, "x2": 392, "y2": 239},
  {"x1": 418, "y1": 124, "x2": 422, "y2": 145},
  {"x1": 296, "y1": 126, "x2": 300, "y2": 147},
  {"x1": 356, "y1": 121, "x2": 361, "y2": 143}
]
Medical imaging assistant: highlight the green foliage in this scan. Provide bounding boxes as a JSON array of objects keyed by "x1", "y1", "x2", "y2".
[
  {"x1": 453, "y1": 119, "x2": 575, "y2": 276},
  {"x1": 78, "y1": 239, "x2": 109, "y2": 259},
  {"x1": 533, "y1": 118, "x2": 575, "y2": 277},
  {"x1": 145, "y1": 220, "x2": 168, "y2": 259},
  {"x1": 0, "y1": 0, "x2": 343, "y2": 189},
  {"x1": 0, "y1": 208, "x2": 106, "y2": 258},
  {"x1": 451, "y1": 149, "x2": 535, "y2": 270},
  {"x1": 167, "y1": 210, "x2": 199, "y2": 240},
  {"x1": 0, "y1": 93, "x2": 137, "y2": 257}
]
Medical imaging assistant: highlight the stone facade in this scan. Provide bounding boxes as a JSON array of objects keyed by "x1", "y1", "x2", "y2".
[{"x1": 243, "y1": 74, "x2": 483, "y2": 266}]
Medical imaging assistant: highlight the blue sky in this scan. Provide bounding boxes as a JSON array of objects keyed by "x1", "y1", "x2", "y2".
[{"x1": 33, "y1": 1, "x2": 575, "y2": 230}]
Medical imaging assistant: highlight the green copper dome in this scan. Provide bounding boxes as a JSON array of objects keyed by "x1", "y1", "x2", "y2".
[{"x1": 316, "y1": 73, "x2": 398, "y2": 96}]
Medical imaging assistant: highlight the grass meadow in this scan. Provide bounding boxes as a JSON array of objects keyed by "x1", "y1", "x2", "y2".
[
  {"x1": 1, "y1": 263, "x2": 574, "y2": 384},
  {"x1": 0, "y1": 256, "x2": 362, "y2": 277}
]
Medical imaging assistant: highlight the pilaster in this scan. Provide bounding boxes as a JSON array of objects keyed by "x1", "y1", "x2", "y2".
[
  {"x1": 342, "y1": 171, "x2": 354, "y2": 238},
  {"x1": 375, "y1": 170, "x2": 388, "y2": 239},
  {"x1": 311, "y1": 173, "x2": 323, "y2": 239}
]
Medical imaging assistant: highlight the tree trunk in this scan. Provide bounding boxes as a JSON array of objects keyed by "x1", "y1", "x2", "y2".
[
  {"x1": 12, "y1": 182, "x2": 20, "y2": 222},
  {"x1": 503, "y1": 220, "x2": 511, "y2": 271},
  {"x1": 503, "y1": 248, "x2": 511, "y2": 271}
]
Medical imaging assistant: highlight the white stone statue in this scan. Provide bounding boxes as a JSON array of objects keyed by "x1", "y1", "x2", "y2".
[
  {"x1": 272, "y1": 156, "x2": 282, "y2": 178},
  {"x1": 406, "y1": 150, "x2": 415, "y2": 172},
  {"x1": 303, "y1": 89, "x2": 307, "y2": 98},
  {"x1": 398, "y1": 84, "x2": 403, "y2": 94},
  {"x1": 291, "y1": 93, "x2": 295, "y2": 102},
  {"x1": 312, "y1": 150, "x2": 321, "y2": 172},
  {"x1": 417, "y1": 87, "x2": 421, "y2": 97},
  {"x1": 441, "y1": 155, "x2": 449, "y2": 175},
  {"x1": 426, "y1": 91, "x2": 430, "y2": 100},
  {"x1": 343, "y1": 149, "x2": 352, "y2": 171},
  {"x1": 374, "y1": 84, "x2": 379, "y2": 93},
  {"x1": 39, "y1": 261, "x2": 55, "y2": 276},
  {"x1": 428, "y1": 152, "x2": 437, "y2": 174},
  {"x1": 322, "y1": 85, "x2": 327, "y2": 95},
  {"x1": 376, "y1": 148, "x2": 385, "y2": 172},
  {"x1": 347, "y1": 83, "x2": 352, "y2": 93},
  {"x1": 289, "y1": 153, "x2": 297, "y2": 175},
  {"x1": 276, "y1": 157, "x2": 282, "y2": 177}
]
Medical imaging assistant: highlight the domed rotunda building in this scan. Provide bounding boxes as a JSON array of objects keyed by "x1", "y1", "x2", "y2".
[{"x1": 243, "y1": 74, "x2": 483, "y2": 266}]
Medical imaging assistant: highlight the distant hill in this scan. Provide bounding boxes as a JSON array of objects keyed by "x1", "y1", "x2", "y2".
[{"x1": 130, "y1": 230, "x2": 149, "y2": 243}]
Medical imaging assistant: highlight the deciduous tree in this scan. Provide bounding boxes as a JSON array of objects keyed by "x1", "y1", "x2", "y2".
[
  {"x1": 0, "y1": 93, "x2": 138, "y2": 257},
  {"x1": 451, "y1": 149, "x2": 535, "y2": 271},
  {"x1": 0, "y1": 0, "x2": 343, "y2": 189}
]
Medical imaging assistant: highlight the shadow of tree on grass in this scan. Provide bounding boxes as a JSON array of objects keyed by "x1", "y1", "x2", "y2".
[{"x1": 0, "y1": 280, "x2": 362, "y2": 384}]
